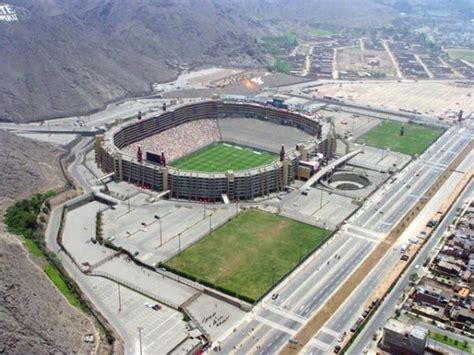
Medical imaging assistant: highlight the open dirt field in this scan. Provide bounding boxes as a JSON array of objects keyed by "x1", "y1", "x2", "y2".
[
  {"x1": 336, "y1": 47, "x2": 396, "y2": 76},
  {"x1": 314, "y1": 81, "x2": 473, "y2": 121}
]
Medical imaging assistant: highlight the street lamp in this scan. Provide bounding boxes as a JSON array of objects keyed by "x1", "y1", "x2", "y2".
[
  {"x1": 127, "y1": 189, "x2": 130, "y2": 212},
  {"x1": 137, "y1": 327, "x2": 143, "y2": 355},
  {"x1": 272, "y1": 265, "x2": 276, "y2": 286},
  {"x1": 117, "y1": 283, "x2": 122, "y2": 312},
  {"x1": 320, "y1": 188, "x2": 324, "y2": 210},
  {"x1": 209, "y1": 212, "x2": 212, "y2": 235}
]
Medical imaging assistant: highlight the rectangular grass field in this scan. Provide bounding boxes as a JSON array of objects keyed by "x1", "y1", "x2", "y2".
[
  {"x1": 170, "y1": 143, "x2": 276, "y2": 172},
  {"x1": 357, "y1": 121, "x2": 442, "y2": 156},
  {"x1": 166, "y1": 209, "x2": 329, "y2": 301},
  {"x1": 446, "y1": 48, "x2": 474, "y2": 63}
]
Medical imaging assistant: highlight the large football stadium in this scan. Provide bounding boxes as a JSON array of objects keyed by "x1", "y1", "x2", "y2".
[{"x1": 96, "y1": 100, "x2": 334, "y2": 201}]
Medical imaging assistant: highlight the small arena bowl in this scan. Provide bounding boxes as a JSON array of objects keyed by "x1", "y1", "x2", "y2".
[{"x1": 324, "y1": 171, "x2": 371, "y2": 191}]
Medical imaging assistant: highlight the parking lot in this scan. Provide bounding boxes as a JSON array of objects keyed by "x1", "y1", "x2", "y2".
[
  {"x1": 88, "y1": 276, "x2": 189, "y2": 355},
  {"x1": 320, "y1": 109, "x2": 381, "y2": 140},
  {"x1": 282, "y1": 187, "x2": 358, "y2": 230},
  {"x1": 62, "y1": 200, "x2": 115, "y2": 266},
  {"x1": 102, "y1": 195, "x2": 236, "y2": 264},
  {"x1": 348, "y1": 145, "x2": 412, "y2": 172}
]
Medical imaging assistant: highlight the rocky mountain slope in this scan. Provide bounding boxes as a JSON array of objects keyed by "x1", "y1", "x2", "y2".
[
  {"x1": 0, "y1": 0, "x2": 266, "y2": 122},
  {"x1": 0, "y1": 131, "x2": 100, "y2": 354},
  {"x1": 0, "y1": 235, "x2": 97, "y2": 354},
  {"x1": 0, "y1": 0, "x2": 403, "y2": 122}
]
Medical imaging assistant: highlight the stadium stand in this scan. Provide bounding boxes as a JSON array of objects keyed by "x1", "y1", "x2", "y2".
[{"x1": 123, "y1": 119, "x2": 220, "y2": 162}]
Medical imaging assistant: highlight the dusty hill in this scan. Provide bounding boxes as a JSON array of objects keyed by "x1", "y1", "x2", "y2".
[
  {"x1": 0, "y1": 0, "x2": 266, "y2": 123},
  {"x1": 0, "y1": 131, "x2": 101, "y2": 354},
  {"x1": 0, "y1": 0, "x2": 403, "y2": 123},
  {"x1": 0, "y1": 131, "x2": 64, "y2": 210}
]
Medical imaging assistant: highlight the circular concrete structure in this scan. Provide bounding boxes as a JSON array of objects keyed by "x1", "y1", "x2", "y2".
[{"x1": 325, "y1": 171, "x2": 370, "y2": 191}]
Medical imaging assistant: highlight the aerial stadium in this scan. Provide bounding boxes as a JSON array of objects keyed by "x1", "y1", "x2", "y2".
[{"x1": 95, "y1": 99, "x2": 336, "y2": 202}]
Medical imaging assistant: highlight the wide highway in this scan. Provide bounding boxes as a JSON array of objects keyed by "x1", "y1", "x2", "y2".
[
  {"x1": 215, "y1": 122, "x2": 473, "y2": 354},
  {"x1": 347, "y1": 179, "x2": 474, "y2": 355}
]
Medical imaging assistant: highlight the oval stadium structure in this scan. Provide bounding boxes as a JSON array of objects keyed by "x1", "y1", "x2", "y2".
[{"x1": 95, "y1": 99, "x2": 334, "y2": 201}]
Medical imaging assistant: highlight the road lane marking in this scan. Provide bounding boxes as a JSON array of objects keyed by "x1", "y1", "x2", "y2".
[
  {"x1": 262, "y1": 304, "x2": 308, "y2": 324},
  {"x1": 252, "y1": 315, "x2": 297, "y2": 336}
]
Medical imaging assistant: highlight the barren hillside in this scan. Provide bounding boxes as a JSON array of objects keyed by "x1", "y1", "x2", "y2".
[
  {"x1": 0, "y1": 0, "x2": 405, "y2": 123},
  {"x1": 0, "y1": 131, "x2": 100, "y2": 354}
]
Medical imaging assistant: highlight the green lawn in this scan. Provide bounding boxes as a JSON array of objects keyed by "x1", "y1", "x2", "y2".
[
  {"x1": 170, "y1": 143, "x2": 276, "y2": 172},
  {"x1": 272, "y1": 59, "x2": 293, "y2": 74},
  {"x1": 22, "y1": 237, "x2": 43, "y2": 257},
  {"x1": 429, "y1": 331, "x2": 472, "y2": 352},
  {"x1": 43, "y1": 264, "x2": 82, "y2": 308},
  {"x1": 446, "y1": 48, "x2": 474, "y2": 63},
  {"x1": 357, "y1": 121, "x2": 442, "y2": 156},
  {"x1": 166, "y1": 210, "x2": 329, "y2": 301},
  {"x1": 262, "y1": 33, "x2": 298, "y2": 56}
]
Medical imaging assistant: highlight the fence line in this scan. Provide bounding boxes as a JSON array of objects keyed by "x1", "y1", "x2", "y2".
[{"x1": 91, "y1": 270, "x2": 181, "y2": 310}]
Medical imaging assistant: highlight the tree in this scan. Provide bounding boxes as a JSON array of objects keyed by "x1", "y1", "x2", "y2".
[{"x1": 409, "y1": 273, "x2": 419, "y2": 282}]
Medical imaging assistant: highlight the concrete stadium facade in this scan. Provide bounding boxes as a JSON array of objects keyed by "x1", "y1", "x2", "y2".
[{"x1": 95, "y1": 100, "x2": 332, "y2": 202}]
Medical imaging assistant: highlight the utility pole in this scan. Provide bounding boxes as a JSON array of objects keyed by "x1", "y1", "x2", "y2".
[
  {"x1": 127, "y1": 189, "x2": 131, "y2": 212},
  {"x1": 117, "y1": 283, "x2": 122, "y2": 312},
  {"x1": 272, "y1": 265, "x2": 276, "y2": 286},
  {"x1": 159, "y1": 219, "x2": 162, "y2": 246},
  {"x1": 137, "y1": 327, "x2": 143, "y2": 355},
  {"x1": 320, "y1": 188, "x2": 324, "y2": 210},
  {"x1": 299, "y1": 242, "x2": 303, "y2": 261},
  {"x1": 209, "y1": 213, "x2": 212, "y2": 235}
]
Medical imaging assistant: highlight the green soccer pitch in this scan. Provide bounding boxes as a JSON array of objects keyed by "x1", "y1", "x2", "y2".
[
  {"x1": 169, "y1": 143, "x2": 276, "y2": 172},
  {"x1": 165, "y1": 209, "x2": 329, "y2": 302},
  {"x1": 357, "y1": 121, "x2": 442, "y2": 156}
]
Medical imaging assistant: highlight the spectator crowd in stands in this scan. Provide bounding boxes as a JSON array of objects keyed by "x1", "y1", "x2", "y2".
[{"x1": 124, "y1": 119, "x2": 221, "y2": 162}]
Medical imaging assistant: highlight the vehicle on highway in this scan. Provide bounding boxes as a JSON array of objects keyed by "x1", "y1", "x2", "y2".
[
  {"x1": 107, "y1": 236, "x2": 115, "y2": 242},
  {"x1": 400, "y1": 254, "x2": 409, "y2": 261},
  {"x1": 334, "y1": 345, "x2": 341, "y2": 353},
  {"x1": 337, "y1": 332, "x2": 347, "y2": 342}
]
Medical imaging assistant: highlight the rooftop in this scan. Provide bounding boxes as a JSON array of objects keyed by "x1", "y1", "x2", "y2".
[{"x1": 385, "y1": 318, "x2": 428, "y2": 340}]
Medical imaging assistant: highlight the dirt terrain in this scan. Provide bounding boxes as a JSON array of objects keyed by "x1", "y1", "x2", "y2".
[
  {"x1": 0, "y1": 131, "x2": 101, "y2": 354},
  {"x1": 0, "y1": 236, "x2": 98, "y2": 354},
  {"x1": 0, "y1": 131, "x2": 64, "y2": 210},
  {"x1": 0, "y1": 0, "x2": 403, "y2": 123}
]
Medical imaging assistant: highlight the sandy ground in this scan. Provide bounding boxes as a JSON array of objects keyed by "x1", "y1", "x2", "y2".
[
  {"x1": 336, "y1": 47, "x2": 396, "y2": 76},
  {"x1": 314, "y1": 81, "x2": 473, "y2": 121}
]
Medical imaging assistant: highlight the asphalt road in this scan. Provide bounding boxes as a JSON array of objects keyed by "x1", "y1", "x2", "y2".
[
  {"x1": 216, "y1": 123, "x2": 473, "y2": 354},
  {"x1": 348, "y1": 180, "x2": 474, "y2": 354}
]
